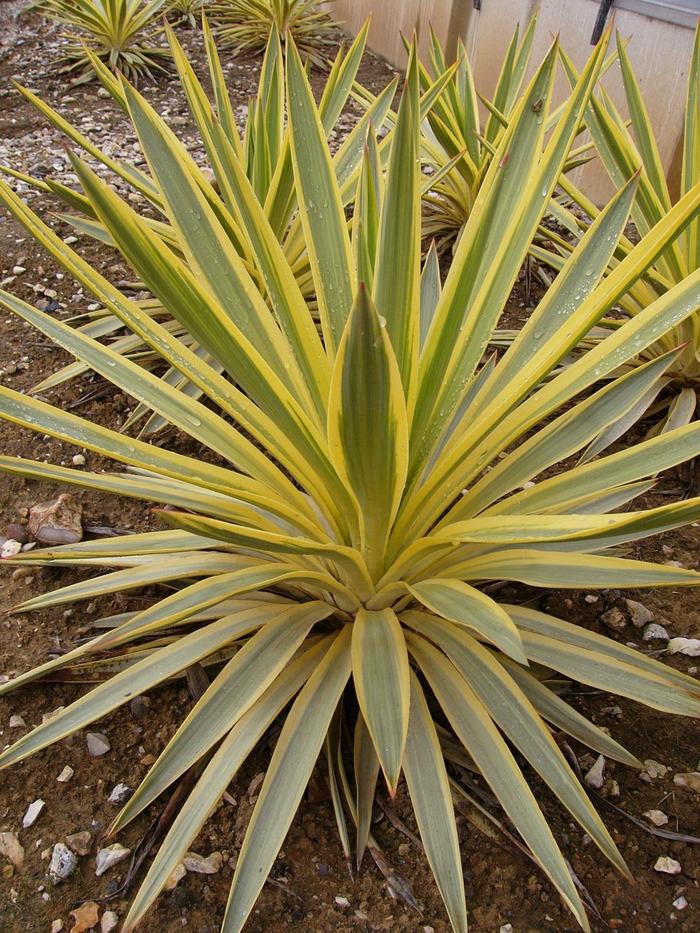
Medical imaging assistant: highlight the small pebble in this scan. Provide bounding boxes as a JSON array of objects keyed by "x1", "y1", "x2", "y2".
[
  {"x1": 51, "y1": 921, "x2": 63, "y2": 933},
  {"x1": 335, "y1": 896, "x2": 350, "y2": 907},
  {"x1": 22, "y1": 799, "x2": 45, "y2": 828},
  {"x1": 48, "y1": 843, "x2": 77, "y2": 884},
  {"x1": 643, "y1": 623, "x2": 669, "y2": 641},
  {"x1": 667, "y1": 637, "x2": 700, "y2": 657},
  {"x1": 673, "y1": 896, "x2": 688, "y2": 910},
  {"x1": 624, "y1": 598, "x2": 654, "y2": 628},
  {"x1": 107, "y1": 783, "x2": 132, "y2": 804},
  {"x1": 654, "y1": 856, "x2": 682, "y2": 875},
  {"x1": 70, "y1": 901, "x2": 100, "y2": 933},
  {"x1": 71, "y1": 454, "x2": 85, "y2": 466},
  {"x1": 182, "y1": 851, "x2": 222, "y2": 874},
  {"x1": 66, "y1": 831, "x2": 92, "y2": 856},
  {"x1": 584, "y1": 755, "x2": 606, "y2": 789},
  {"x1": 1, "y1": 540, "x2": 22, "y2": 559},
  {"x1": 57, "y1": 766, "x2": 74, "y2": 783},
  {"x1": 643, "y1": 810, "x2": 669, "y2": 827},
  {"x1": 642, "y1": 759, "x2": 668, "y2": 780},
  {"x1": 95, "y1": 843, "x2": 130, "y2": 876},
  {"x1": 600, "y1": 607, "x2": 626, "y2": 630},
  {"x1": 9, "y1": 715, "x2": 25, "y2": 728},
  {"x1": 0, "y1": 832, "x2": 24, "y2": 868},
  {"x1": 674, "y1": 772, "x2": 700, "y2": 793},
  {"x1": 101, "y1": 910, "x2": 119, "y2": 933},
  {"x1": 86, "y1": 732, "x2": 110, "y2": 757},
  {"x1": 165, "y1": 862, "x2": 187, "y2": 890}
]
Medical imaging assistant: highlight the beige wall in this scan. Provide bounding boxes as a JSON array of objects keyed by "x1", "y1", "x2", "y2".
[
  {"x1": 333, "y1": 0, "x2": 697, "y2": 204},
  {"x1": 332, "y1": 0, "x2": 457, "y2": 65}
]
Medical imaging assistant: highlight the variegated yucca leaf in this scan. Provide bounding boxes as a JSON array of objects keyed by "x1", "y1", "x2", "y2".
[
  {"x1": 211, "y1": 0, "x2": 335, "y2": 69},
  {"x1": 530, "y1": 23, "x2": 700, "y2": 451},
  {"x1": 35, "y1": 0, "x2": 171, "y2": 83},
  {"x1": 1, "y1": 29, "x2": 700, "y2": 933}
]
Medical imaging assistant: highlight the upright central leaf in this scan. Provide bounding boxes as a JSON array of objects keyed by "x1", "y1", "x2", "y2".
[
  {"x1": 372, "y1": 44, "x2": 421, "y2": 403},
  {"x1": 328, "y1": 288, "x2": 408, "y2": 578}
]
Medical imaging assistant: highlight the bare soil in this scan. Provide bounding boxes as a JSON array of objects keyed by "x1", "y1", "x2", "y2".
[{"x1": 0, "y1": 6, "x2": 698, "y2": 933}]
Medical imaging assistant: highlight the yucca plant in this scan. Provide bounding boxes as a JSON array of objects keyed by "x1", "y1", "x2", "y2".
[
  {"x1": 167, "y1": 0, "x2": 205, "y2": 28},
  {"x1": 2, "y1": 20, "x2": 398, "y2": 431},
  {"x1": 37, "y1": 0, "x2": 171, "y2": 83},
  {"x1": 212, "y1": 0, "x2": 335, "y2": 69},
  {"x1": 353, "y1": 20, "x2": 594, "y2": 252},
  {"x1": 2, "y1": 31, "x2": 700, "y2": 933},
  {"x1": 529, "y1": 24, "x2": 700, "y2": 454}
]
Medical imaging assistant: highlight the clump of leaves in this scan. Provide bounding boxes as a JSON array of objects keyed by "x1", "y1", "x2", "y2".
[
  {"x1": 532, "y1": 24, "x2": 700, "y2": 452},
  {"x1": 167, "y1": 0, "x2": 205, "y2": 28},
  {"x1": 0, "y1": 30, "x2": 699, "y2": 933},
  {"x1": 353, "y1": 19, "x2": 592, "y2": 253},
  {"x1": 3, "y1": 20, "x2": 391, "y2": 432},
  {"x1": 37, "y1": 0, "x2": 171, "y2": 83},
  {"x1": 211, "y1": 0, "x2": 335, "y2": 68}
]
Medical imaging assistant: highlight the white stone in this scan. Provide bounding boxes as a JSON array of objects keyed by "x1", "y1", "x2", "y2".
[
  {"x1": 86, "y1": 732, "x2": 110, "y2": 756},
  {"x1": 107, "y1": 783, "x2": 131, "y2": 804},
  {"x1": 71, "y1": 454, "x2": 86, "y2": 466},
  {"x1": 22, "y1": 799, "x2": 45, "y2": 828},
  {"x1": 642, "y1": 623, "x2": 669, "y2": 641},
  {"x1": 584, "y1": 755, "x2": 606, "y2": 789},
  {"x1": 9, "y1": 715, "x2": 25, "y2": 728},
  {"x1": 624, "y1": 598, "x2": 654, "y2": 627},
  {"x1": 49, "y1": 843, "x2": 77, "y2": 884},
  {"x1": 101, "y1": 911, "x2": 119, "y2": 932},
  {"x1": 643, "y1": 810, "x2": 668, "y2": 827},
  {"x1": 95, "y1": 843, "x2": 130, "y2": 876},
  {"x1": 334, "y1": 896, "x2": 350, "y2": 907},
  {"x1": 1, "y1": 539, "x2": 22, "y2": 559},
  {"x1": 182, "y1": 850, "x2": 222, "y2": 874},
  {"x1": 51, "y1": 921, "x2": 64, "y2": 933},
  {"x1": 667, "y1": 637, "x2": 700, "y2": 657},
  {"x1": 56, "y1": 766, "x2": 74, "y2": 783},
  {"x1": 654, "y1": 856, "x2": 681, "y2": 875},
  {"x1": 642, "y1": 759, "x2": 668, "y2": 779},
  {"x1": 673, "y1": 896, "x2": 688, "y2": 910}
]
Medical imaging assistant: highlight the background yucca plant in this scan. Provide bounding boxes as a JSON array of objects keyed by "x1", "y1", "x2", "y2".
[
  {"x1": 36, "y1": 0, "x2": 171, "y2": 83},
  {"x1": 211, "y1": 0, "x2": 335, "y2": 69},
  {"x1": 2, "y1": 20, "x2": 399, "y2": 432},
  {"x1": 353, "y1": 19, "x2": 594, "y2": 252},
  {"x1": 529, "y1": 24, "x2": 700, "y2": 455},
  {"x1": 167, "y1": 0, "x2": 206, "y2": 28},
  {"x1": 1, "y1": 31, "x2": 700, "y2": 933}
]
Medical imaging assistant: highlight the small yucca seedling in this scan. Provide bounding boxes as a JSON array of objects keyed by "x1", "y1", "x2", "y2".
[
  {"x1": 212, "y1": 0, "x2": 335, "y2": 69},
  {"x1": 531, "y1": 24, "x2": 700, "y2": 454},
  {"x1": 37, "y1": 0, "x2": 171, "y2": 83},
  {"x1": 1, "y1": 31, "x2": 700, "y2": 933}
]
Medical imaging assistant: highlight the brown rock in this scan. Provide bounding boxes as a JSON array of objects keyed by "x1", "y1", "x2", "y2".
[
  {"x1": 70, "y1": 901, "x2": 100, "y2": 933},
  {"x1": 0, "y1": 831, "x2": 24, "y2": 868},
  {"x1": 66, "y1": 831, "x2": 92, "y2": 856},
  {"x1": 28, "y1": 494, "x2": 83, "y2": 545},
  {"x1": 600, "y1": 607, "x2": 626, "y2": 631}
]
